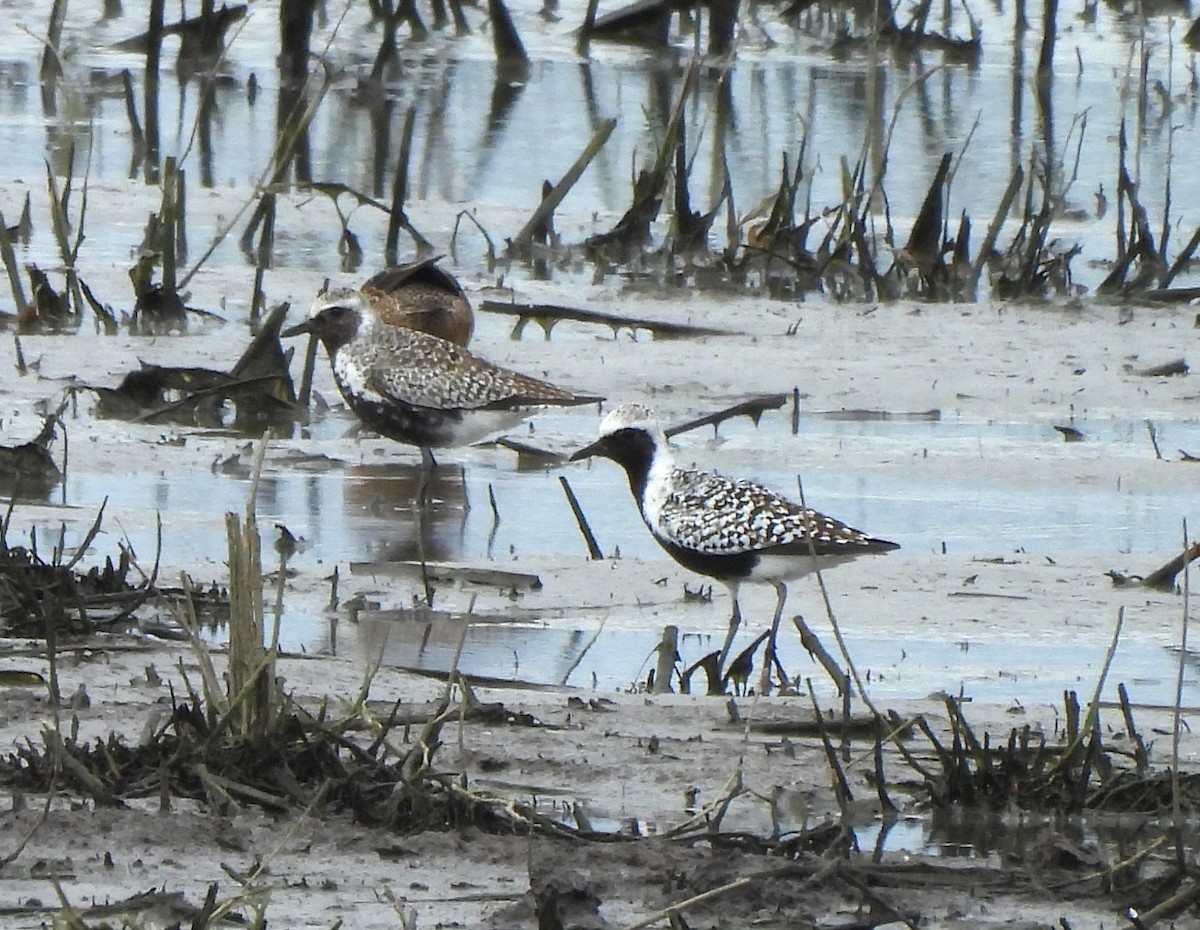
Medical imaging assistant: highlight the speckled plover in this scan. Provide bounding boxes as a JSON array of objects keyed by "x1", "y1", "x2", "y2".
[
  {"x1": 282, "y1": 293, "x2": 598, "y2": 457},
  {"x1": 285, "y1": 283, "x2": 599, "y2": 605},
  {"x1": 313, "y1": 256, "x2": 474, "y2": 347},
  {"x1": 570, "y1": 403, "x2": 898, "y2": 691}
]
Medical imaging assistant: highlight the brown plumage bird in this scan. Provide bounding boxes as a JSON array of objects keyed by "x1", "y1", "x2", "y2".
[{"x1": 316, "y1": 256, "x2": 474, "y2": 347}]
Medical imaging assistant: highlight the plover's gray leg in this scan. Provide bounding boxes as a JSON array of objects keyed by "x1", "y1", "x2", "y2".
[
  {"x1": 759, "y1": 581, "x2": 789, "y2": 695},
  {"x1": 415, "y1": 446, "x2": 436, "y2": 606},
  {"x1": 716, "y1": 581, "x2": 742, "y2": 674}
]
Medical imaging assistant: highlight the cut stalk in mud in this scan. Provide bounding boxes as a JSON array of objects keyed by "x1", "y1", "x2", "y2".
[
  {"x1": 0, "y1": 209, "x2": 28, "y2": 313},
  {"x1": 509, "y1": 117, "x2": 617, "y2": 256},
  {"x1": 488, "y1": 0, "x2": 529, "y2": 62}
]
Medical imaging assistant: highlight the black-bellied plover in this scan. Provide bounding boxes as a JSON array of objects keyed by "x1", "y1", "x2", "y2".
[
  {"x1": 285, "y1": 283, "x2": 599, "y2": 606},
  {"x1": 570, "y1": 403, "x2": 898, "y2": 692},
  {"x1": 282, "y1": 295, "x2": 598, "y2": 456},
  {"x1": 314, "y1": 256, "x2": 474, "y2": 347}
]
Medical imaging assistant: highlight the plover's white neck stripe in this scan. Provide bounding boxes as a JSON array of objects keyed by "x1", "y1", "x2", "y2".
[
  {"x1": 638, "y1": 433, "x2": 677, "y2": 531},
  {"x1": 332, "y1": 350, "x2": 371, "y2": 403}
]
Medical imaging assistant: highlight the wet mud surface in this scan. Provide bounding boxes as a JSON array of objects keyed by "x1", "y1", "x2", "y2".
[{"x1": 1, "y1": 1, "x2": 1200, "y2": 927}]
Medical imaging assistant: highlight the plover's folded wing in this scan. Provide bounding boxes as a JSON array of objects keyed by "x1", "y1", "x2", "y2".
[
  {"x1": 350, "y1": 326, "x2": 591, "y2": 412},
  {"x1": 657, "y1": 469, "x2": 896, "y2": 557}
]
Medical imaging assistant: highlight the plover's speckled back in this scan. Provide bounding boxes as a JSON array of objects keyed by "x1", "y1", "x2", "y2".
[
  {"x1": 570, "y1": 403, "x2": 897, "y2": 692},
  {"x1": 284, "y1": 291, "x2": 598, "y2": 452},
  {"x1": 315, "y1": 256, "x2": 474, "y2": 347}
]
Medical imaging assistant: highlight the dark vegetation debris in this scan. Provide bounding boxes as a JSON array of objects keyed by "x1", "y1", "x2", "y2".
[
  {"x1": 74, "y1": 302, "x2": 303, "y2": 431},
  {"x1": 0, "y1": 502, "x2": 226, "y2": 641}
]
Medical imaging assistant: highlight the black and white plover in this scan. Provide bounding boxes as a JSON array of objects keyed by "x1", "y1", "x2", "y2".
[
  {"x1": 282, "y1": 294, "x2": 598, "y2": 456},
  {"x1": 570, "y1": 403, "x2": 898, "y2": 692},
  {"x1": 314, "y1": 255, "x2": 474, "y2": 347}
]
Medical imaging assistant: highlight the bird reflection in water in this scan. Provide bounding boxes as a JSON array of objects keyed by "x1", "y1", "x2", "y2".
[{"x1": 345, "y1": 459, "x2": 470, "y2": 568}]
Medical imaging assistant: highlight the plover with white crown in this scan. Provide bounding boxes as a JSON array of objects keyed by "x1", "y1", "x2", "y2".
[
  {"x1": 570, "y1": 403, "x2": 898, "y2": 693},
  {"x1": 316, "y1": 255, "x2": 475, "y2": 347}
]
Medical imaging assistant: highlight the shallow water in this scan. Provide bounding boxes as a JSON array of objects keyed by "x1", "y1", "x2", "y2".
[
  {"x1": 0, "y1": 0, "x2": 1196, "y2": 289},
  {"x1": 1, "y1": 3, "x2": 1199, "y2": 712},
  {"x1": 74, "y1": 406, "x2": 1198, "y2": 564},
  {"x1": 349, "y1": 609, "x2": 1198, "y2": 702},
  {"x1": 38, "y1": 401, "x2": 1194, "y2": 702}
]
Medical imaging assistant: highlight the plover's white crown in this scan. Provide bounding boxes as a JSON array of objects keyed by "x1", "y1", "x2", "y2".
[{"x1": 598, "y1": 402, "x2": 663, "y2": 439}]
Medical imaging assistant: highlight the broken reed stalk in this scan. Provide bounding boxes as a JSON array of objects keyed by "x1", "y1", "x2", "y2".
[
  {"x1": 1140, "y1": 541, "x2": 1200, "y2": 591},
  {"x1": 1172, "y1": 520, "x2": 1191, "y2": 833},
  {"x1": 224, "y1": 437, "x2": 277, "y2": 741},
  {"x1": 450, "y1": 209, "x2": 498, "y2": 266},
  {"x1": 1162, "y1": 224, "x2": 1200, "y2": 288},
  {"x1": 807, "y1": 679, "x2": 854, "y2": 813},
  {"x1": 707, "y1": 0, "x2": 738, "y2": 55},
  {"x1": 40, "y1": 0, "x2": 68, "y2": 110},
  {"x1": 279, "y1": 0, "x2": 317, "y2": 84},
  {"x1": 250, "y1": 265, "x2": 266, "y2": 323},
  {"x1": 161, "y1": 156, "x2": 179, "y2": 293},
  {"x1": 121, "y1": 70, "x2": 147, "y2": 156},
  {"x1": 618, "y1": 876, "x2": 753, "y2": 930},
  {"x1": 967, "y1": 164, "x2": 1024, "y2": 297},
  {"x1": 0, "y1": 209, "x2": 28, "y2": 311},
  {"x1": 788, "y1": 615, "x2": 847, "y2": 695},
  {"x1": 1117, "y1": 682, "x2": 1149, "y2": 776},
  {"x1": 557, "y1": 617, "x2": 606, "y2": 688},
  {"x1": 578, "y1": 0, "x2": 602, "y2": 54},
  {"x1": 664, "y1": 395, "x2": 787, "y2": 439},
  {"x1": 1146, "y1": 419, "x2": 1163, "y2": 460},
  {"x1": 652, "y1": 625, "x2": 678, "y2": 694},
  {"x1": 385, "y1": 107, "x2": 428, "y2": 265},
  {"x1": 1036, "y1": 0, "x2": 1057, "y2": 80},
  {"x1": 559, "y1": 475, "x2": 604, "y2": 559},
  {"x1": 253, "y1": 192, "x2": 277, "y2": 268},
  {"x1": 298, "y1": 332, "x2": 319, "y2": 408},
  {"x1": 63, "y1": 497, "x2": 107, "y2": 572},
  {"x1": 44, "y1": 155, "x2": 89, "y2": 318},
  {"x1": 175, "y1": 164, "x2": 188, "y2": 263},
  {"x1": 510, "y1": 117, "x2": 617, "y2": 254},
  {"x1": 487, "y1": 0, "x2": 529, "y2": 62},
  {"x1": 487, "y1": 483, "x2": 501, "y2": 526},
  {"x1": 1045, "y1": 606, "x2": 1125, "y2": 779},
  {"x1": 144, "y1": 0, "x2": 164, "y2": 183}
]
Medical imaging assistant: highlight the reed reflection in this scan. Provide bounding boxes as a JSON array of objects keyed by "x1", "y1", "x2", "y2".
[
  {"x1": 354, "y1": 606, "x2": 601, "y2": 686},
  {"x1": 1, "y1": 0, "x2": 1192, "y2": 300}
]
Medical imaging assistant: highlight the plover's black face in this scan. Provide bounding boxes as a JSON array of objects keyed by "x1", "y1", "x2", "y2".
[
  {"x1": 570, "y1": 427, "x2": 655, "y2": 472},
  {"x1": 282, "y1": 298, "x2": 364, "y2": 353},
  {"x1": 571, "y1": 404, "x2": 667, "y2": 495}
]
